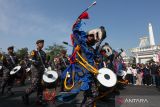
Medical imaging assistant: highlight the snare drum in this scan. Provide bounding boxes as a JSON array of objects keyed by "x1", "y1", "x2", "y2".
[{"x1": 43, "y1": 70, "x2": 58, "y2": 89}]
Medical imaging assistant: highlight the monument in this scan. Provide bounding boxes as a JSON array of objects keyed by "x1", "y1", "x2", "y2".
[{"x1": 131, "y1": 23, "x2": 160, "y2": 63}]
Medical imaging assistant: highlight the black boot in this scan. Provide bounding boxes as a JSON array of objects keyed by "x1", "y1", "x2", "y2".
[
  {"x1": 6, "y1": 88, "x2": 14, "y2": 96},
  {"x1": 36, "y1": 99, "x2": 47, "y2": 105},
  {"x1": 1, "y1": 87, "x2": 5, "y2": 95},
  {"x1": 36, "y1": 95, "x2": 47, "y2": 105},
  {"x1": 7, "y1": 91, "x2": 14, "y2": 96},
  {"x1": 22, "y1": 94, "x2": 29, "y2": 105},
  {"x1": 81, "y1": 96, "x2": 87, "y2": 107}
]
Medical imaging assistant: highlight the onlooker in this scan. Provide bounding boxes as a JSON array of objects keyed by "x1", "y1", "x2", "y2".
[
  {"x1": 136, "y1": 64, "x2": 144, "y2": 85},
  {"x1": 143, "y1": 64, "x2": 152, "y2": 86},
  {"x1": 131, "y1": 65, "x2": 137, "y2": 85},
  {"x1": 156, "y1": 64, "x2": 160, "y2": 88},
  {"x1": 150, "y1": 62, "x2": 158, "y2": 86},
  {"x1": 126, "y1": 64, "x2": 133, "y2": 84}
]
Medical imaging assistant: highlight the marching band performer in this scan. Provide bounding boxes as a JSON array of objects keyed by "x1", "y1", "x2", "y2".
[
  {"x1": 22, "y1": 40, "x2": 47, "y2": 105},
  {"x1": 72, "y1": 19, "x2": 98, "y2": 107},
  {"x1": 60, "y1": 3, "x2": 107, "y2": 106},
  {"x1": 0, "y1": 46, "x2": 18, "y2": 95}
]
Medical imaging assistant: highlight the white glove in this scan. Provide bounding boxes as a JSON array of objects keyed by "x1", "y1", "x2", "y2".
[{"x1": 0, "y1": 66, "x2": 2, "y2": 70}]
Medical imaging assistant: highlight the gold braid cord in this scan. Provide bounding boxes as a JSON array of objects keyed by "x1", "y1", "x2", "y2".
[{"x1": 64, "y1": 45, "x2": 99, "y2": 90}]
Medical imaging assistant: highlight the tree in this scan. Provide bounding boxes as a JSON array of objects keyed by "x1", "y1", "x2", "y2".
[
  {"x1": 16, "y1": 47, "x2": 28, "y2": 60},
  {"x1": 45, "y1": 43, "x2": 66, "y2": 59}
]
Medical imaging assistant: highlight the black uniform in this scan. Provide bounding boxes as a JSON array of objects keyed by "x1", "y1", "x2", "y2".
[
  {"x1": 0, "y1": 53, "x2": 18, "y2": 94},
  {"x1": 22, "y1": 49, "x2": 46, "y2": 104}
]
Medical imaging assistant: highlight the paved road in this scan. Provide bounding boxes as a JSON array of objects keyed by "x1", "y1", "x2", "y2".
[
  {"x1": 120, "y1": 85, "x2": 160, "y2": 95},
  {"x1": 0, "y1": 82, "x2": 160, "y2": 107}
]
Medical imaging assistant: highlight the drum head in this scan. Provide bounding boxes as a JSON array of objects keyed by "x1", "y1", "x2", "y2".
[
  {"x1": 43, "y1": 70, "x2": 58, "y2": 83},
  {"x1": 117, "y1": 70, "x2": 126, "y2": 76},
  {"x1": 10, "y1": 66, "x2": 21, "y2": 75},
  {"x1": 97, "y1": 68, "x2": 117, "y2": 87}
]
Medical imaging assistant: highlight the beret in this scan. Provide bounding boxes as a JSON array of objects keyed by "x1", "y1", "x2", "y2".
[
  {"x1": 36, "y1": 39, "x2": 44, "y2": 44},
  {"x1": 7, "y1": 46, "x2": 14, "y2": 50}
]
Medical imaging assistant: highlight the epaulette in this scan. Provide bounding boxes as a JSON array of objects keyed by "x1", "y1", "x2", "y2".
[
  {"x1": 0, "y1": 55, "x2": 3, "y2": 61},
  {"x1": 31, "y1": 50, "x2": 36, "y2": 56}
]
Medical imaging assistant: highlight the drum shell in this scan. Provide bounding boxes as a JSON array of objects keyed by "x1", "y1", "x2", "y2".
[
  {"x1": 15, "y1": 67, "x2": 25, "y2": 79},
  {"x1": 42, "y1": 70, "x2": 58, "y2": 89},
  {"x1": 43, "y1": 81, "x2": 57, "y2": 89},
  {"x1": 97, "y1": 81, "x2": 115, "y2": 92}
]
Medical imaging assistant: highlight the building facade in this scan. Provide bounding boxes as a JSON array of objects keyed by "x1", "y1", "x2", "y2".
[{"x1": 131, "y1": 23, "x2": 160, "y2": 64}]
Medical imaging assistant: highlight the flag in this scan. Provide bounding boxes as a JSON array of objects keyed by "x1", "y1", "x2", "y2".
[{"x1": 78, "y1": 12, "x2": 89, "y2": 19}]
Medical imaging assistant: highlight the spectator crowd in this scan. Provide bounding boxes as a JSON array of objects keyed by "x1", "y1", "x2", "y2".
[{"x1": 126, "y1": 62, "x2": 160, "y2": 88}]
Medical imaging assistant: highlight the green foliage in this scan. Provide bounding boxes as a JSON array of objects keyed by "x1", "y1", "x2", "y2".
[
  {"x1": 45, "y1": 43, "x2": 66, "y2": 59},
  {"x1": 16, "y1": 47, "x2": 28, "y2": 60}
]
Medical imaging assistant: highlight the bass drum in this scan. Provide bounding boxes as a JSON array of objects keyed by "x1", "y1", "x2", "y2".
[
  {"x1": 117, "y1": 70, "x2": 128, "y2": 86},
  {"x1": 96, "y1": 68, "x2": 117, "y2": 101},
  {"x1": 97, "y1": 68, "x2": 117, "y2": 88},
  {"x1": 10, "y1": 66, "x2": 25, "y2": 80},
  {"x1": 117, "y1": 70, "x2": 126, "y2": 77},
  {"x1": 15, "y1": 66, "x2": 27, "y2": 80},
  {"x1": 117, "y1": 70, "x2": 127, "y2": 80},
  {"x1": 10, "y1": 66, "x2": 22, "y2": 75},
  {"x1": 43, "y1": 70, "x2": 58, "y2": 89}
]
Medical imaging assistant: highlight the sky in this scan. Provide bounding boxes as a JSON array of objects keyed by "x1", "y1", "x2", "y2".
[{"x1": 0, "y1": 0, "x2": 160, "y2": 55}]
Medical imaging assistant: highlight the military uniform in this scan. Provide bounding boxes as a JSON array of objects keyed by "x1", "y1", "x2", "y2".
[
  {"x1": 0, "y1": 50, "x2": 18, "y2": 95},
  {"x1": 22, "y1": 40, "x2": 47, "y2": 105}
]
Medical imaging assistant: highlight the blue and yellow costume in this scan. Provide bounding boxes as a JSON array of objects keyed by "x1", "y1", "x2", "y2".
[{"x1": 56, "y1": 19, "x2": 98, "y2": 104}]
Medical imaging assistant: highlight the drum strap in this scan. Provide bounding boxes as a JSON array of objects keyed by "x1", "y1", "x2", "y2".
[
  {"x1": 37, "y1": 50, "x2": 46, "y2": 69},
  {"x1": 10, "y1": 55, "x2": 15, "y2": 65}
]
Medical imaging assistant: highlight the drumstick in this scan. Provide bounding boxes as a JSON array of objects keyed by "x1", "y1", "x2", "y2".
[
  {"x1": 78, "y1": 1, "x2": 96, "y2": 19},
  {"x1": 63, "y1": 41, "x2": 73, "y2": 47}
]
